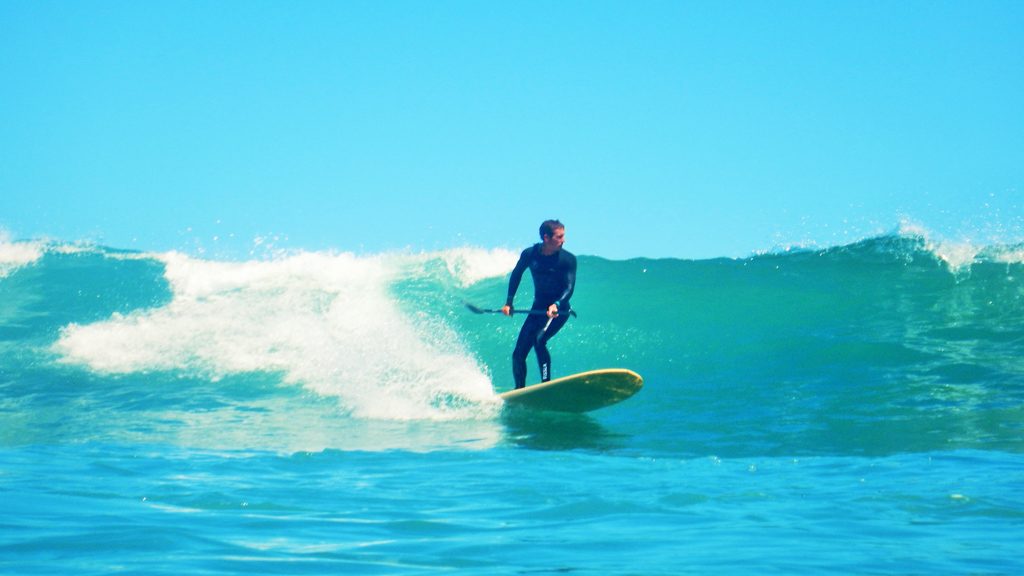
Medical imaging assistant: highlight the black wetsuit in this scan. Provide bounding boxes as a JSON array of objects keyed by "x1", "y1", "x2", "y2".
[{"x1": 505, "y1": 244, "x2": 577, "y2": 389}]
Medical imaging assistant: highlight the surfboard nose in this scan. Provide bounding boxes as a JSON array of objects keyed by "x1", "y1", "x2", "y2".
[{"x1": 498, "y1": 368, "x2": 643, "y2": 413}]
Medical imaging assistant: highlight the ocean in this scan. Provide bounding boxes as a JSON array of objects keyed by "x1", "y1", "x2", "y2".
[{"x1": 1, "y1": 232, "x2": 1022, "y2": 574}]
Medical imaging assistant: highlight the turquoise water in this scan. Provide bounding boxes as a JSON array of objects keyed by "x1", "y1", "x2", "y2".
[{"x1": 2, "y1": 233, "x2": 1023, "y2": 574}]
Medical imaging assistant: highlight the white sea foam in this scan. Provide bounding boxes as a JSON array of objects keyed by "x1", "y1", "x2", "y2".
[
  {"x1": 991, "y1": 246, "x2": 1024, "y2": 265},
  {"x1": 54, "y1": 249, "x2": 502, "y2": 421},
  {"x1": 897, "y1": 219, "x2": 1024, "y2": 271},
  {"x1": 437, "y1": 247, "x2": 519, "y2": 287},
  {"x1": 929, "y1": 239, "x2": 984, "y2": 271},
  {"x1": 0, "y1": 233, "x2": 46, "y2": 278}
]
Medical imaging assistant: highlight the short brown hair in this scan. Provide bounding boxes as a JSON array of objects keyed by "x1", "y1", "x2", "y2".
[{"x1": 539, "y1": 219, "x2": 564, "y2": 240}]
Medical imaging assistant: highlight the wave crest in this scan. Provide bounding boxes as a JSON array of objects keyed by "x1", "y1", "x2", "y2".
[
  {"x1": 54, "y1": 249, "x2": 503, "y2": 421},
  {"x1": 757, "y1": 223, "x2": 1024, "y2": 272},
  {"x1": 0, "y1": 234, "x2": 46, "y2": 278}
]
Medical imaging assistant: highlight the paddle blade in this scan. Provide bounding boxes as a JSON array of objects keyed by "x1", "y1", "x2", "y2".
[{"x1": 465, "y1": 302, "x2": 495, "y2": 314}]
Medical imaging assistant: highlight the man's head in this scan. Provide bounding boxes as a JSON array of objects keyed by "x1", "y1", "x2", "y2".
[
  {"x1": 539, "y1": 219, "x2": 565, "y2": 252},
  {"x1": 539, "y1": 220, "x2": 564, "y2": 240}
]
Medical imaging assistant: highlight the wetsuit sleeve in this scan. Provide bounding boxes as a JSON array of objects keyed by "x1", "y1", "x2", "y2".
[
  {"x1": 505, "y1": 248, "x2": 531, "y2": 307},
  {"x1": 555, "y1": 252, "x2": 577, "y2": 309}
]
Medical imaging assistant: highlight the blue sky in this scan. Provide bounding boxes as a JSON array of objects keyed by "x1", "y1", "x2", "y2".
[{"x1": 2, "y1": 0, "x2": 1021, "y2": 259}]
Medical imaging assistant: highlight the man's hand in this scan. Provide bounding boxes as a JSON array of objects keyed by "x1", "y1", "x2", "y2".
[
  {"x1": 547, "y1": 304, "x2": 559, "y2": 318},
  {"x1": 502, "y1": 305, "x2": 513, "y2": 316}
]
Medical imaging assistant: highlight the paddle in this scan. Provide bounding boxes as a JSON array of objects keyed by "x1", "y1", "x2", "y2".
[{"x1": 464, "y1": 302, "x2": 577, "y2": 318}]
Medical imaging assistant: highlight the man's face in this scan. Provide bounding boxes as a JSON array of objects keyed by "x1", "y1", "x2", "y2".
[{"x1": 543, "y1": 227, "x2": 565, "y2": 252}]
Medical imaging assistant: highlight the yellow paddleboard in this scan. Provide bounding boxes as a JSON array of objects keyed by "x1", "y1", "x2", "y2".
[{"x1": 498, "y1": 369, "x2": 643, "y2": 413}]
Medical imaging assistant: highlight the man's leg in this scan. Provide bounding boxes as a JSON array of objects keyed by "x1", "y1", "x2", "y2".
[
  {"x1": 512, "y1": 315, "x2": 547, "y2": 389},
  {"x1": 533, "y1": 313, "x2": 569, "y2": 382}
]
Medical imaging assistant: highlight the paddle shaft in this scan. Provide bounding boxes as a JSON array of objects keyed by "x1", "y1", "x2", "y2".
[{"x1": 465, "y1": 303, "x2": 577, "y2": 318}]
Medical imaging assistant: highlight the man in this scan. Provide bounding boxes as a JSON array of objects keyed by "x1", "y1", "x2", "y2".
[{"x1": 502, "y1": 219, "x2": 577, "y2": 389}]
